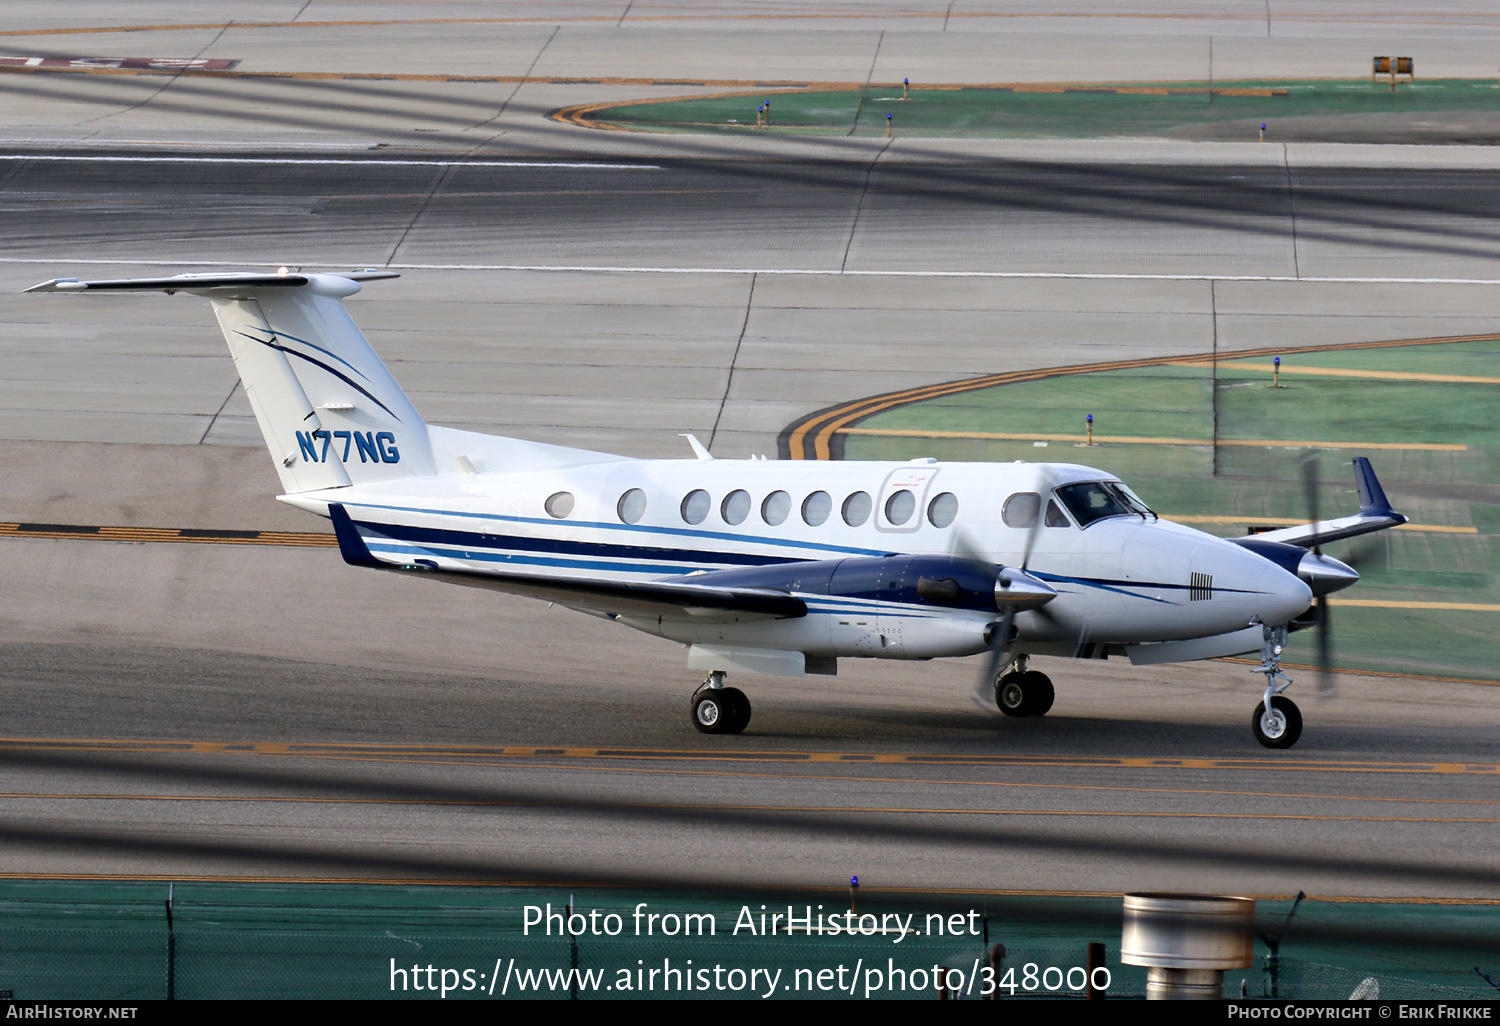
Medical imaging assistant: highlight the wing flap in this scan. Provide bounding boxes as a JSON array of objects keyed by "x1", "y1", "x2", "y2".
[{"x1": 328, "y1": 504, "x2": 805, "y2": 623}]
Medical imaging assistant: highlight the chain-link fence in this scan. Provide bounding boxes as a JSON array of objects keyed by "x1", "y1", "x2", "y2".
[{"x1": 0, "y1": 883, "x2": 1494, "y2": 1000}]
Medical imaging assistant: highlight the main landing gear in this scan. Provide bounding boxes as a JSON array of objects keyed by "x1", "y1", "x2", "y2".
[
  {"x1": 690, "y1": 670, "x2": 752, "y2": 735},
  {"x1": 1251, "y1": 624, "x2": 1303, "y2": 749},
  {"x1": 995, "y1": 656, "x2": 1055, "y2": 718}
]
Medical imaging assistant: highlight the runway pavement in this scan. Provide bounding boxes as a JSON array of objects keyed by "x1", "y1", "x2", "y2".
[{"x1": 0, "y1": 3, "x2": 1496, "y2": 901}]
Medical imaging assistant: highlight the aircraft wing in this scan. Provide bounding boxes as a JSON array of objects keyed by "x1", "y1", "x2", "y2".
[
  {"x1": 328, "y1": 504, "x2": 806, "y2": 623},
  {"x1": 1247, "y1": 457, "x2": 1408, "y2": 548}
]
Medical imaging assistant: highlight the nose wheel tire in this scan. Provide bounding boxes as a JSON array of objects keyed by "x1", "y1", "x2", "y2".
[
  {"x1": 1252, "y1": 695, "x2": 1302, "y2": 749},
  {"x1": 690, "y1": 686, "x2": 751, "y2": 735},
  {"x1": 996, "y1": 671, "x2": 1055, "y2": 718}
]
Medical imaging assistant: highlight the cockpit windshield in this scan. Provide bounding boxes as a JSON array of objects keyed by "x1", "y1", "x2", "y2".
[{"x1": 1054, "y1": 480, "x2": 1155, "y2": 527}]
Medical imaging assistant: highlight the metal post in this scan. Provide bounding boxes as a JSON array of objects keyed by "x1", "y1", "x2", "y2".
[
  {"x1": 164, "y1": 882, "x2": 176, "y2": 1001},
  {"x1": 567, "y1": 894, "x2": 579, "y2": 996},
  {"x1": 988, "y1": 943, "x2": 1006, "y2": 1000}
]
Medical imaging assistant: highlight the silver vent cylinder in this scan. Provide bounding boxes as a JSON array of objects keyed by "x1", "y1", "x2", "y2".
[{"x1": 1121, "y1": 893, "x2": 1255, "y2": 1000}]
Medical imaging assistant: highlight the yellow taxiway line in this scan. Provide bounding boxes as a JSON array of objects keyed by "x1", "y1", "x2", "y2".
[
  {"x1": 3, "y1": 736, "x2": 1495, "y2": 776},
  {"x1": 836, "y1": 426, "x2": 1467, "y2": 452},
  {"x1": 0, "y1": 791, "x2": 1488, "y2": 826},
  {"x1": 786, "y1": 331, "x2": 1500, "y2": 460},
  {"x1": 1176, "y1": 360, "x2": 1500, "y2": 385}
]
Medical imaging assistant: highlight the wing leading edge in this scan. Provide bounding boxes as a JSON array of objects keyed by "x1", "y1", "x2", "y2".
[
  {"x1": 328, "y1": 504, "x2": 807, "y2": 622},
  {"x1": 1243, "y1": 457, "x2": 1408, "y2": 548}
]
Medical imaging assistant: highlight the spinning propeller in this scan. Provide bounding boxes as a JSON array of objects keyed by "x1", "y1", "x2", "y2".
[{"x1": 952, "y1": 494, "x2": 1064, "y2": 712}]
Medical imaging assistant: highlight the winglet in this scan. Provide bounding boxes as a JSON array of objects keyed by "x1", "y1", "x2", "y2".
[
  {"x1": 328, "y1": 503, "x2": 385, "y2": 568},
  {"x1": 1353, "y1": 457, "x2": 1406, "y2": 523}
]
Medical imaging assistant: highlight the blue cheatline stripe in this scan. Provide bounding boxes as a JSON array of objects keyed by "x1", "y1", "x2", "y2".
[
  {"x1": 342, "y1": 501, "x2": 891, "y2": 558},
  {"x1": 346, "y1": 514, "x2": 1210, "y2": 609},
  {"x1": 358, "y1": 519, "x2": 801, "y2": 569},
  {"x1": 1031, "y1": 571, "x2": 1173, "y2": 604},
  {"x1": 364, "y1": 542, "x2": 709, "y2": 577}
]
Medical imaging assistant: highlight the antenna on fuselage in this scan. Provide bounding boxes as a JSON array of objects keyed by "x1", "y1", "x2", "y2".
[{"x1": 679, "y1": 434, "x2": 714, "y2": 460}]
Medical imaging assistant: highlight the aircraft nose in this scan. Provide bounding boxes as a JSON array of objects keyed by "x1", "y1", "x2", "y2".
[
  {"x1": 1256, "y1": 560, "x2": 1313, "y2": 625},
  {"x1": 1298, "y1": 551, "x2": 1360, "y2": 596}
]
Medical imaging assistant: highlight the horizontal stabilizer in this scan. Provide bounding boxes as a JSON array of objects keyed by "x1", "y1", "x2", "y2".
[
  {"x1": 25, "y1": 269, "x2": 397, "y2": 294},
  {"x1": 328, "y1": 504, "x2": 806, "y2": 623}
]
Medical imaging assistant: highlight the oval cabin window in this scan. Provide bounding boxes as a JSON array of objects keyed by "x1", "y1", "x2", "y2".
[
  {"x1": 802, "y1": 491, "x2": 832, "y2": 526},
  {"x1": 721, "y1": 489, "x2": 751, "y2": 525},
  {"x1": 841, "y1": 491, "x2": 872, "y2": 527},
  {"x1": 680, "y1": 489, "x2": 711, "y2": 525},
  {"x1": 1002, "y1": 491, "x2": 1041, "y2": 529},
  {"x1": 927, "y1": 491, "x2": 959, "y2": 528},
  {"x1": 544, "y1": 491, "x2": 574, "y2": 519},
  {"x1": 762, "y1": 490, "x2": 791, "y2": 526},
  {"x1": 617, "y1": 488, "x2": 647, "y2": 525},
  {"x1": 884, "y1": 489, "x2": 915, "y2": 526}
]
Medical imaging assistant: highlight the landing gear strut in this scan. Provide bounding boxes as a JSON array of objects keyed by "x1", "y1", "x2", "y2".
[
  {"x1": 996, "y1": 656, "x2": 1055, "y2": 718},
  {"x1": 690, "y1": 670, "x2": 752, "y2": 735},
  {"x1": 1251, "y1": 624, "x2": 1302, "y2": 749}
]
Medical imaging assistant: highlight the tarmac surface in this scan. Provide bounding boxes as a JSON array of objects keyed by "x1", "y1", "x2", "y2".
[{"x1": 0, "y1": 2, "x2": 1496, "y2": 900}]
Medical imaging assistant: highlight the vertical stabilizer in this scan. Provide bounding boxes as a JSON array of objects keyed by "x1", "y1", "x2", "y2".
[
  {"x1": 209, "y1": 275, "x2": 435, "y2": 491},
  {"x1": 27, "y1": 271, "x2": 436, "y2": 494}
]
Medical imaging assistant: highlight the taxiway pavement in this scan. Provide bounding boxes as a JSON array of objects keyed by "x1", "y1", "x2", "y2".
[{"x1": 0, "y1": 2, "x2": 1495, "y2": 899}]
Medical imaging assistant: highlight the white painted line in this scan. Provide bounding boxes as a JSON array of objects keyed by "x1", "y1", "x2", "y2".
[
  {"x1": 382, "y1": 264, "x2": 1500, "y2": 285},
  {"x1": 1, "y1": 257, "x2": 1499, "y2": 286},
  {"x1": 0, "y1": 155, "x2": 659, "y2": 169}
]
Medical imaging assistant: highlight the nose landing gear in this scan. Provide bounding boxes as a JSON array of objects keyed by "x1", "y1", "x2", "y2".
[
  {"x1": 690, "y1": 670, "x2": 752, "y2": 735},
  {"x1": 1251, "y1": 624, "x2": 1302, "y2": 748}
]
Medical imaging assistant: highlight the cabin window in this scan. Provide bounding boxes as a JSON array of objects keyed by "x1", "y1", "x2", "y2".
[
  {"x1": 1045, "y1": 498, "x2": 1072, "y2": 527},
  {"x1": 617, "y1": 488, "x2": 647, "y2": 525},
  {"x1": 681, "y1": 489, "x2": 711, "y2": 525},
  {"x1": 927, "y1": 491, "x2": 959, "y2": 528},
  {"x1": 544, "y1": 491, "x2": 574, "y2": 519},
  {"x1": 841, "y1": 491, "x2": 872, "y2": 527},
  {"x1": 802, "y1": 490, "x2": 832, "y2": 526},
  {"x1": 884, "y1": 489, "x2": 915, "y2": 526},
  {"x1": 1002, "y1": 491, "x2": 1041, "y2": 528},
  {"x1": 762, "y1": 490, "x2": 791, "y2": 525},
  {"x1": 721, "y1": 489, "x2": 751, "y2": 525}
]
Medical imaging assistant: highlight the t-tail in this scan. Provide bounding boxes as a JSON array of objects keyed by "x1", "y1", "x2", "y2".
[{"x1": 27, "y1": 270, "x2": 434, "y2": 493}]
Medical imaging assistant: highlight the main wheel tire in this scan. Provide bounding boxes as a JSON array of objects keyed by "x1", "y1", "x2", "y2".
[
  {"x1": 1021, "y1": 671, "x2": 1055, "y2": 717},
  {"x1": 1252, "y1": 695, "x2": 1303, "y2": 749},
  {"x1": 691, "y1": 689, "x2": 734, "y2": 734},
  {"x1": 719, "y1": 687, "x2": 751, "y2": 734},
  {"x1": 996, "y1": 671, "x2": 1055, "y2": 717},
  {"x1": 996, "y1": 672, "x2": 1030, "y2": 717}
]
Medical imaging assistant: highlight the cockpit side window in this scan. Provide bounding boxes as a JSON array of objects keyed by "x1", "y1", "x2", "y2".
[
  {"x1": 1045, "y1": 498, "x2": 1072, "y2": 528},
  {"x1": 1055, "y1": 481, "x2": 1153, "y2": 527}
]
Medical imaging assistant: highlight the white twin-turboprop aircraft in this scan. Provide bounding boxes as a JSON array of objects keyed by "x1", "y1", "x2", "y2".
[{"x1": 29, "y1": 270, "x2": 1409, "y2": 748}]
